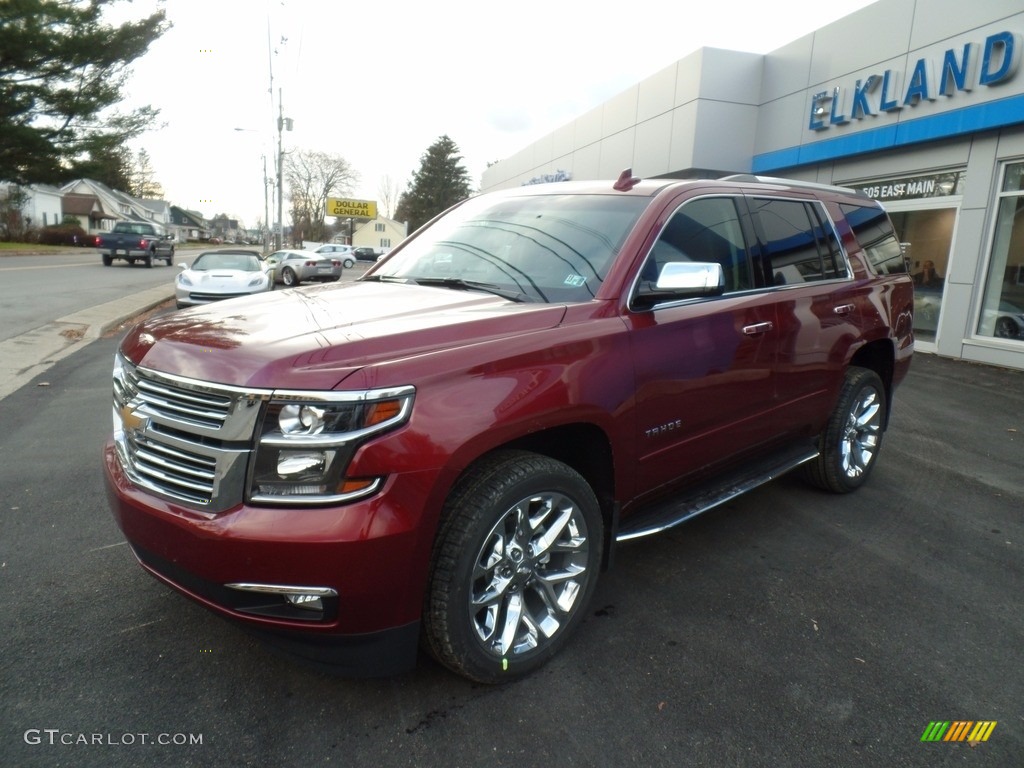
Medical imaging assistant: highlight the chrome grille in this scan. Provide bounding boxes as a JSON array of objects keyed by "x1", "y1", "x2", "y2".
[
  {"x1": 113, "y1": 355, "x2": 272, "y2": 512},
  {"x1": 120, "y1": 364, "x2": 233, "y2": 430},
  {"x1": 129, "y1": 432, "x2": 218, "y2": 503}
]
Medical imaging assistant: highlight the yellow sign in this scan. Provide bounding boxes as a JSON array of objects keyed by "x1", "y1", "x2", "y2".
[{"x1": 327, "y1": 198, "x2": 377, "y2": 219}]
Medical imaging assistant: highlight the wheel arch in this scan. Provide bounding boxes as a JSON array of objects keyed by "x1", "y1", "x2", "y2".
[
  {"x1": 849, "y1": 338, "x2": 895, "y2": 425},
  {"x1": 433, "y1": 421, "x2": 618, "y2": 572}
]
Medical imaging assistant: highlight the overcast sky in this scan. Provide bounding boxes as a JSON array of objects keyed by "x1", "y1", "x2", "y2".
[{"x1": 111, "y1": 0, "x2": 878, "y2": 227}]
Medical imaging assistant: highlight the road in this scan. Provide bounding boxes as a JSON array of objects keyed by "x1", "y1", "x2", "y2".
[
  {"x1": 0, "y1": 308, "x2": 1021, "y2": 766},
  {"x1": 0, "y1": 251, "x2": 180, "y2": 342}
]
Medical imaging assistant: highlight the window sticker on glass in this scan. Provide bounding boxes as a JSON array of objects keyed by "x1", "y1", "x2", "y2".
[{"x1": 564, "y1": 274, "x2": 587, "y2": 287}]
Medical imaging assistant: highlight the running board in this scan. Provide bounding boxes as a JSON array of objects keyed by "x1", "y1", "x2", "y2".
[{"x1": 615, "y1": 443, "x2": 819, "y2": 542}]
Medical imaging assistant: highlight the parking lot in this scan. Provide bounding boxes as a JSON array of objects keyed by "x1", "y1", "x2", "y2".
[{"x1": 1, "y1": 335, "x2": 1021, "y2": 767}]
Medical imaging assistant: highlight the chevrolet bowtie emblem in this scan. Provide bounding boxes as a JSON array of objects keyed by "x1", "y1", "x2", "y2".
[{"x1": 119, "y1": 403, "x2": 149, "y2": 432}]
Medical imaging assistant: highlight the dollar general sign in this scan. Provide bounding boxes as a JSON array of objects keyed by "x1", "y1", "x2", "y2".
[{"x1": 327, "y1": 198, "x2": 377, "y2": 218}]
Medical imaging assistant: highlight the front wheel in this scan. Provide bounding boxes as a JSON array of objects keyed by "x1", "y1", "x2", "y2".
[
  {"x1": 282, "y1": 267, "x2": 298, "y2": 286},
  {"x1": 803, "y1": 366, "x2": 887, "y2": 493},
  {"x1": 423, "y1": 450, "x2": 603, "y2": 683}
]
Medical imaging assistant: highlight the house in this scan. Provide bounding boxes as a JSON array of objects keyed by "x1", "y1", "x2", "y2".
[
  {"x1": 62, "y1": 193, "x2": 116, "y2": 232},
  {"x1": 60, "y1": 179, "x2": 164, "y2": 232},
  {"x1": 170, "y1": 206, "x2": 211, "y2": 242},
  {"x1": 21, "y1": 184, "x2": 64, "y2": 229},
  {"x1": 346, "y1": 216, "x2": 407, "y2": 253}
]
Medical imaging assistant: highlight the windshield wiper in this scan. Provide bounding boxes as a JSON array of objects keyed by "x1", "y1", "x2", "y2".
[{"x1": 368, "y1": 275, "x2": 534, "y2": 302}]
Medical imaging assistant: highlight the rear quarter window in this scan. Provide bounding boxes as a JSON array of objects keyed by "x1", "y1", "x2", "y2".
[{"x1": 839, "y1": 203, "x2": 907, "y2": 275}]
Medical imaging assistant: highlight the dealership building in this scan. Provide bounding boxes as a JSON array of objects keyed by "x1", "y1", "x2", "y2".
[{"x1": 481, "y1": 0, "x2": 1024, "y2": 371}]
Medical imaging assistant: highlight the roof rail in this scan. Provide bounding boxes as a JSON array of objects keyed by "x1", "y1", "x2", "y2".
[{"x1": 720, "y1": 174, "x2": 868, "y2": 198}]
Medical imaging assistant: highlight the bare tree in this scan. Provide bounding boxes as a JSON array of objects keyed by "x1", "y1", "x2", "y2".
[
  {"x1": 131, "y1": 149, "x2": 164, "y2": 199},
  {"x1": 377, "y1": 174, "x2": 402, "y2": 219},
  {"x1": 285, "y1": 150, "x2": 358, "y2": 243}
]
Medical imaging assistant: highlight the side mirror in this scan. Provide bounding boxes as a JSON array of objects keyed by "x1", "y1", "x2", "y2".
[{"x1": 634, "y1": 262, "x2": 725, "y2": 308}]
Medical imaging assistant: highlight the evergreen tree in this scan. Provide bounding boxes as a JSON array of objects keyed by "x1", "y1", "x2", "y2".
[
  {"x1": 0, "y1": 0, "x2": 169, "y2": 184},
  {"x1": 395, "y1": 135, "x2": 472, "y2": 232}
]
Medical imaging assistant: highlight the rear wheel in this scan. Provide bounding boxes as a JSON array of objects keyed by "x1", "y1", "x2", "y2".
[
  {"x1": 343, "y1": 257, "x2": 355, "y2": 269},
  {"x1": 166, "y1": 248, "x2": 174, "y2": 266},
  {"x1": 102, "y1": 254, "x2": 112, "y2": 266},
  {"x1": 423, "y1": 450, "x2": 603, "y2": 683},
  {"x1": 143, "y1": 253, "x2": 153, "y2": 268},
  {"x1": 282, "y1": 267, "x2": 299, "y2": 286},
  {"x1": 803, "y1": 366, "x2": 886, "y2": 493}
]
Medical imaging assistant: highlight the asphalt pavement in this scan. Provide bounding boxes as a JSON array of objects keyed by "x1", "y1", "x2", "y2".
[{"x1": 0, "y1": 288, "x2": 1021, "y2": 768}]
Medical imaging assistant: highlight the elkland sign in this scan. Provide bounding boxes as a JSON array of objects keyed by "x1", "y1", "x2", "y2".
[{"x1": 809, "y1": 31, "x2": 1021, "y2": 131}]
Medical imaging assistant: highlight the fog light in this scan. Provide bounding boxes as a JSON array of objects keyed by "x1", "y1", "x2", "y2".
[{"x1": 284, "y1": 593, "x2": 324, "y2": 611}]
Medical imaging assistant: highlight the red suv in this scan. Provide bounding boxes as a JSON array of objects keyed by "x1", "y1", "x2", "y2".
[{"x1": 104, "y1": 172, "x2": 913, "y2": 682}]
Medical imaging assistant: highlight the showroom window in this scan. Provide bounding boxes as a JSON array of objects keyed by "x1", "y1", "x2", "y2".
[{"x1": 978, "y1": 162, "x2": 1024, "y2": 342}]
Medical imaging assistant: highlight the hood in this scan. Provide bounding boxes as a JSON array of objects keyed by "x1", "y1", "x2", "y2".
[{"x1": 122, "y1": 281, "x2": 567, "y2": 390}]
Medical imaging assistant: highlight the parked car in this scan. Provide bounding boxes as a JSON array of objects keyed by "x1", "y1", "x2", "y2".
[
  {"x1": 314, "y1": 244, "x2": 356, "y2": 269},
  {"x1": 984, "y1": 299, "x2": 1024, "y2": 339},
  {"x1": 106, "y1": 172, "x2": 913, "y2": 683},
  {"x1": 265, "y1": 249, "x2": 343, "y2": 286},
  {"x1": 174, "y1": 250, "x2": 273, "y2": 309},
  {"x1": 352, "y1": 246, "x2": 381, "y2": 261}
]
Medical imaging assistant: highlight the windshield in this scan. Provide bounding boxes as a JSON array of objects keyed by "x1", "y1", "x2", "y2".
[
  {"x1": 370, "y1": 193, "x2": 647, "y2": 302},
  {"x1": 192, "y1": 252, "x2": 261, "y2": 271}
]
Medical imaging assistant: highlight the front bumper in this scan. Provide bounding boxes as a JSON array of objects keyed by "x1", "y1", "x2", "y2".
[{"x1": 103, "y1": 442, "x2": 437, "y2": 675}]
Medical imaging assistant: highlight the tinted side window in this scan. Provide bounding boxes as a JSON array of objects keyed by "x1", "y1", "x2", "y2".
[
  {"x1": 751, "y1": 198, "x2": 842, "y2": 286},
  {"x1": 840, "y1": 203, "x2": 908, "y2": 275},
  {"x1": 643, "y1": 197, "x2": 752, "y2": 292}
]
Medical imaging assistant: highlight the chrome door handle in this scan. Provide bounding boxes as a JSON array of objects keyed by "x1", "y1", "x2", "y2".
[
  {"x1": 742, "y1": 322, "x2": 774, "y2": 336},
  {"x1": 834, "y1": 303, "x2": 855, "y2": 315}
]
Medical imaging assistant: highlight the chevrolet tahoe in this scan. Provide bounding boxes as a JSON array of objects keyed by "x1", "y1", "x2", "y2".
[{"x1": 104, "y1": 172, "x2": 914, "y2": 683}]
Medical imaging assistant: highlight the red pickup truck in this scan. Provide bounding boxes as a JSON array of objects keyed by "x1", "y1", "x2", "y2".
[
  {"x1": 97, "y1": 221, "x2": 176, "y2": 267},
  {"x1": 104, "y1": 173, "x2": 914, "y2": 682}
]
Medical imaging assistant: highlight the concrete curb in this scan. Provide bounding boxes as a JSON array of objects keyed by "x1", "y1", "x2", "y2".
[{"x1": 0, "y1": 285, "x2": 173, "y2": 401}]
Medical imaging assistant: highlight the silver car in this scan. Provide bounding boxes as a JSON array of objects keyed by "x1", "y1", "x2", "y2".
[
  {"x1": 266, "y1": 249, "x2": 344, "y2": 286},
  {"x1": 313, "y1": 243, "x2": 356, "y2": 268},
  {"x1": 175, "y1": 249, "x2": 272, "y2": 309}
]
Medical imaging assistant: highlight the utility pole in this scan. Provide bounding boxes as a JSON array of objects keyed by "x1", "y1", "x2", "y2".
[
  {"x1": 275, "y1": 89, "x2": 293, "y2": 251},
  {"x1": 277, "y1": 90, "x2": 284, "y2": 250},
  {"x1": 262, "y1": 154, "x2": 270, "y2": 255}
]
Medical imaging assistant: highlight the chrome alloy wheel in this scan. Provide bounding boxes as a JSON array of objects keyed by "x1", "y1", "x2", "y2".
[
  {"x1": 839, "y1": 386, "x2": 882, "y2": 479},
  {"x1": 469, "y1": 491, "x2": 591, "y2": 658}
]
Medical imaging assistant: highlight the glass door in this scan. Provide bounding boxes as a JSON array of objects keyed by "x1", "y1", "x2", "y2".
[{"x1": 884, "y1": 202, "x2": 959, "y2": 344}]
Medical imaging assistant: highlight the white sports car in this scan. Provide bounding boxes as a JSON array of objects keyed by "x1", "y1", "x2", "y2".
[{"x1": 175, "y1": 250, "x2": 273, "y2": 309}]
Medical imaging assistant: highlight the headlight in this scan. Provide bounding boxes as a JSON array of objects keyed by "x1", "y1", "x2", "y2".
[
  {"x1": 178, "y1": 273, "x2": 193, "y2": 286},
  {"x1": 248, "y1": 274, "x2": 266, "y2": 287},
  {"x1": 249, "y1": 386, "x2": 414, "y2": 504}
]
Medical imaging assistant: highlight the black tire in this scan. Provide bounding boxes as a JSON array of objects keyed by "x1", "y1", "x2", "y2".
[
  {"x1": 166, "y1": 248, "x2": 175, "y2": 266},
  {"x1": 423, "y1": 450, "x2": 603, "y2": 684},
  {"x1": 803, "y1": 366, "x2": 887, "y2": 493},
  {"x1": 282, "y1": 267, "x2": 299, "y2": 286},
  {"x1": 343, "y1": 257, "x2": 355, "y2": 269},
  {"x1": 102, "y1": 254, "x2": 112, "y2": 266},
  {"x1": 127, "y1": 258, "x2": 135, "y2": 265},
  {"x1": 144, "y1": 252, "x2": 153, "y2": 268}
]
